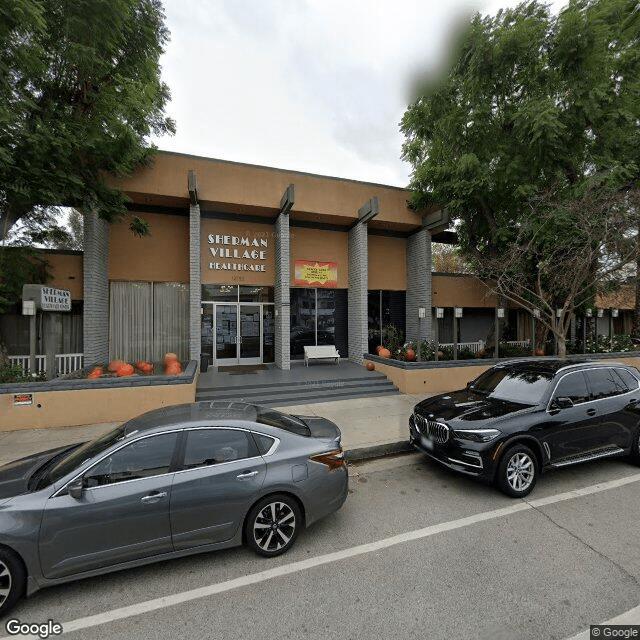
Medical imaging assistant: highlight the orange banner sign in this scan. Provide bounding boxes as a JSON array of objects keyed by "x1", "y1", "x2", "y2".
[{"x1": 294, "y1": 260, "x2": 338, "y2": 288}]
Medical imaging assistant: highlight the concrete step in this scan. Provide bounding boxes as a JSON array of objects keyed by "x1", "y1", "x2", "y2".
[{"x1": 195, "y1": 376, "x2": 400, "y2": 406}]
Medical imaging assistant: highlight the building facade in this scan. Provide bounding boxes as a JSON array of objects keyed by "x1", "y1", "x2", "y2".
[{"x1": 78, "y1": 151, "x2": 448, "y2": 369}]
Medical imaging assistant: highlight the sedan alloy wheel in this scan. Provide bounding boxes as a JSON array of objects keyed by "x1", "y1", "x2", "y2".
[
  {"x1": 0, "y1": 549, "x2": 26, "y2": 617},
  {"x1": 246, "y1": 495, "x2": 301, "y2": 557}
]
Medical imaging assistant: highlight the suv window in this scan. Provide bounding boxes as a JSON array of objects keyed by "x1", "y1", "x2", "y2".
[
  {"x1": 84, "y1": 432, "x2": 178, "y2": 487},
  {"x1": 553, "y1": 371, "x2": 589, "y2": 405},
  {"x1": 182, "y1": 429, "x2": 259, "y2": 469},
  {"x1": 585, "y1": 368, "x2": 628, "y2": 400}
]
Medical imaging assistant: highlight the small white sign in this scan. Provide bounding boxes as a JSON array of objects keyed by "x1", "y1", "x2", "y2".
[{"x1": 40, "y1": 287, "x2": 71, "y2": 311}]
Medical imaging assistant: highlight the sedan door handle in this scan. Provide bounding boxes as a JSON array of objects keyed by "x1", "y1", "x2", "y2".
[
  {"x1": 141, "y1": 491, "x2": 167, "y2": 503},
  {"x1": 237, "y1": 470, "x2": 258, "y2": 479},
  {"x1": 586, "y1": 408, "x2": 597, "y2": 417}
]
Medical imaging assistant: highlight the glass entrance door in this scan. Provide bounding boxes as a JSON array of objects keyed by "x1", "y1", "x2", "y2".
[
  {"x1": 207, "y1": 303, "x2": 262, "y2": 366},
  {"x1": 215, "y1": 304, "x2": 239, "y2": 363},
  {"x1": 239, "y1": 305, "x2": 261, "y2": 364}
]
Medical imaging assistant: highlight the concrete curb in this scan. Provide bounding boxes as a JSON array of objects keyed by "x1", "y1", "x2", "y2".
[{"x1": 343, "y1": 440, "x2": 413, "y2": 462}]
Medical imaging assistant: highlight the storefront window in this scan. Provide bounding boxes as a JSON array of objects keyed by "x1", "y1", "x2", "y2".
[
  {"x1": 239, "y1": 286, "x2": 274, "y2": 303},
  {"x1": 368, "y1": 290, "x2": 406, "y2": 354},
  {"x1": 201, "y1": 284, "x2": 237, "y2": 302},
  {"x1": 290, "y1": 288, "x2": 347, "y2": 360}
]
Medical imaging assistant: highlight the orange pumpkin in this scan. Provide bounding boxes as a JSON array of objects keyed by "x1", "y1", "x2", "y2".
[
  {"x1": 405, "y1": 348, "x2": 416, "y2": 361},
  {"x1": 366, "y1": 362, "x2": 375, "y2": 371},
  {"x1": 116, "y1": 363, "x2": 134, "y2": 377},
  {"x1": 87, "y1": 366, "x2": 103, "y2": 379},
  {"x1": 136, "y1": 360, "x2": 154, "y2": 374},
  {"x1": 164, "y1": 360, "x2": 182, "y2": 375},
  {"x1": 535, "y1": 348, "x2": 545, "y2": 356},
  {"x1": 107, "y1": 359, "x2": 125, "y2": 373},
  {"x1": 378, "y1": 347, "x2": 391, "y2": 359},
  {"x1": 163, "y1": 352, "x2": 178, "y2": 364}
]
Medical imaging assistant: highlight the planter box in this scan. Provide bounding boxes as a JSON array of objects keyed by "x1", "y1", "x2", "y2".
[
  {"x1": 364, "y1": 353, "x2": 640, "y2": 395},
  {"x1": 0, "y1": 361, "x2": 198, "y2": 431}
]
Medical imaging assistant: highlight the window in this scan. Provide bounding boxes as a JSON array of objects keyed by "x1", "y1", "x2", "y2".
[
  {"x1": 252, "y1": 433, "x2": 277, "y2": 455},
  {"x1": 182, "y1": 429, "x2": 258, "y2": 469},
  {"x1": 554, "y1": 372, "x2": 590, "y2": 405},
  {"x1": 614, "y1": 368, "x2": 640, "y2": 392},
  {"x1": 585, "y1": 368, "x2": 628, "y2": 400},
  {"x1": 84, "y1": 433, "x2": 178, "y2": 487}
]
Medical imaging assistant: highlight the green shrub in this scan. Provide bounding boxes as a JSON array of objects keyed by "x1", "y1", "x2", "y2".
[{"x1": 0, "y1": 363, "x2": 46, "y2": 384}]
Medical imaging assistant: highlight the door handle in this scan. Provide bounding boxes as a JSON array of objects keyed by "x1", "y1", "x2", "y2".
[
  {"x1": 628, "y1": 398, "x2": 639, "y2": 406},
  {"x1": 141, "y1": 491, "x2": 167, "y2": 503},
  {"x1": 237, "y1": 470, "x2": 258, "y2": 479},
  {"x1": 586, "y1": 408, "x2": 597, "y2": 416}
]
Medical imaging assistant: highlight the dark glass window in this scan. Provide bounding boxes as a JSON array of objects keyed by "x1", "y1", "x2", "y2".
[
  {"x1": 239, "y1": 286, "x2": 274, "y2": 302},
  {"x1": 554, "y1": 372, "x2": 590, "y2": 405},
  {"x1": 586, "y1": 368, "x2": 628, "y2": 399},
  {"x1": 472, "y1": 367, "x2": 552, "y2": 404},
  {"x1": 252, "y1": 433, "x2": 276, "y2": 455},
  {"x1": 182, "y1": 429, "x2": 258, "y2": 469},
  {"x1": 84, "y1": 433, "x2": 178, "y2": 487},
  {"x1": 614, "y1": 368, "x2": 639, "y2": 391},
  {"x1": 202, "y1": 285, "x2": 238, "y2": 302}
]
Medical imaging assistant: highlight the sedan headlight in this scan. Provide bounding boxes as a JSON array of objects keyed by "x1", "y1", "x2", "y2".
[{"x1": 454, "y1": 428, "x2": 502, "y2": 443}]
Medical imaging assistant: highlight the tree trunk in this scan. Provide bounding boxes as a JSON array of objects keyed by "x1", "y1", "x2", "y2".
[
  {"x1": 556, "y1": 333, "x2": 567, "y2": 359},
  {"x1": 634, "y1": 246, "x2": 640, "y2": 337}
]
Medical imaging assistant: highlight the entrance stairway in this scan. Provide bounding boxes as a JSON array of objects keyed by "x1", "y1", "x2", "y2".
[{"x1": 195, "y1": 362, "x2": 400, "y2": 407}]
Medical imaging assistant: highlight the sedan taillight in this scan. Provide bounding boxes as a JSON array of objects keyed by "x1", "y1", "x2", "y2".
[{"x1": 309, "y1": 449, "x2": 346, "y2": 471}]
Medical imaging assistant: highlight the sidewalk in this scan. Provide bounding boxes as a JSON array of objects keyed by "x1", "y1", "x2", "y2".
[{"x1": 0, "y1": 394, "x2": 426, "y2": 467}]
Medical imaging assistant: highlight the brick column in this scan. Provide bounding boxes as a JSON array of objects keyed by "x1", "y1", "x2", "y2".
[
  {"x1": 82, "y1": 206, "x2": 110, "y2": 366},
  {"x1": 406, "y1": 227, "x2": 432, "y2": 342},
  {"x1": 348, "y1": 221, "x2": 368, "y2": 363},
  {"x1": 275, "y1": 211, "x2": 290, "y2": 370},
  {"x1": 189, "y1": 203, "x2": 201, "y2": 363}
]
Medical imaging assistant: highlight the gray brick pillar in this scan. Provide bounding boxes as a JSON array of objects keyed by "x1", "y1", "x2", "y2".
[
  {"x1": 83, "y1": 206, "x2": 110, "y2": 366},
  {"x1": 189, "y1": 203, "x2": 201, "y2": 363},
  {"x1": 348, "y1": 221, "x2": 368, "y2": 363},
  {"x1": 406, "y1": 228, "x2": 432, "y2": 343},
  {"x1": 275, "y1": 212, "x2": 290, "y2": 370}
]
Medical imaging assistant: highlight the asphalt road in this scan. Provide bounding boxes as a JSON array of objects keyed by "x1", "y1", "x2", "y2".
[{"x1": 2, "y1": 453, "x2": 640, "y2": 640}]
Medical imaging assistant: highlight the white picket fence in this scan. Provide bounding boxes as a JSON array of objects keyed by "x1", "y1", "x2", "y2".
[
  {"x1": 8, "y1": 353, "x2": 84, "y2": 376},
  {"x1": 439, "y1": 340, "x2": 530, "y2": 353}
]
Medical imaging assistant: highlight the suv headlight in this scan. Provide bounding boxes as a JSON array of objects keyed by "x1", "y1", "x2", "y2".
[{"x1": 454, "y1": 428, "x2": 501, "y2": 443}]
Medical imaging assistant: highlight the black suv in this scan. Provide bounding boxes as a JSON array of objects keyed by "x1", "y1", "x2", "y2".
[{"x1": 409, "y1": 359, "x2": 640, "y2": 497}]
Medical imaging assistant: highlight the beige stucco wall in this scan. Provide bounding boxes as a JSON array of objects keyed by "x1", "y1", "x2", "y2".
[
  {"x1": 201, "y1": 218, "x2": 275, "y2": 286},
  {"x1": 41, "y1": 252, "x2": 83, "y2": 299},
  {"x1": 432, "y1": 274, "x2": 497, "y2": 308},
  {"x1": 290, "y1": 227, "x2": 349, "y2": 289},
  {"x1": 366, "y1": 356, "x2": 640, "y2": 396},
  {"x1": 108, "y1": 212, "x2": 189, "y2": 283},
  {"x1": 368, "y1": 235, "x2": 406, "y2": 290},
  {"x1": 0, "y1": 381, "x2": 196, "y2": 431},
  {"x1": 108, "y1": 152, "x2": 423, "y2": 232}
]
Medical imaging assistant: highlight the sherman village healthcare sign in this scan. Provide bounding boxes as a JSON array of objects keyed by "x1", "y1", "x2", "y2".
[{"x1": 207, "y1": 233, "x2": 268, "y2": 272}]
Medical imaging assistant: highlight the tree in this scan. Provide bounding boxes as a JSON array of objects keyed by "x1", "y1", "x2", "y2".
[
  {"x1": 401, "y1": 0, "x2": 640, "y2": 356},
  {"x1": 0, "y1": 0, "x2": 175, "y2": 241},
  {"x1": 432, "y1": 243, "x2": 472, "y2": 273}
]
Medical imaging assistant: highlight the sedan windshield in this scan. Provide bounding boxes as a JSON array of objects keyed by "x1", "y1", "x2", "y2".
[
  {"x1": 38, "y1": 424, "x2": 127, "y2": 488},
  {"x1": 471, "y1": 367, "x2": 553, "y2": 404}
]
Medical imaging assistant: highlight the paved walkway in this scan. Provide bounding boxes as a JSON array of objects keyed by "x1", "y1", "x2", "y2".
[{"x1": 0, "y1": 394, "x2": 427, "y2": 467}]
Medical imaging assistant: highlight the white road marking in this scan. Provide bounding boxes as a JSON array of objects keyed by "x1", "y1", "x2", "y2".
[
  {"x1": 3, "y1": 471, "x2": 640, "y2": 639},
  {"x1": 564, "y1": 604, "x2": 640, "y2": 638}
]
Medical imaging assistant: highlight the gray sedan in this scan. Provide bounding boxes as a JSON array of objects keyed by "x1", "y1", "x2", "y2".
[{"x1": 0, "y1": 401, "x2": 348, "y2": 617}]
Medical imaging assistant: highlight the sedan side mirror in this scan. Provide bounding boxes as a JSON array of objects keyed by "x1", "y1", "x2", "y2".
[
  {"x1": 552, "y1": 396, "x2": 574, "y2": 410},
  {"x1": 67, "y1": 477, "x2": 84, "y2": 500}
]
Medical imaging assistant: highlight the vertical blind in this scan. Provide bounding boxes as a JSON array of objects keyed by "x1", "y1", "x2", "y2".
[{"x1": 109, "y1": 282, "x2": 189, "y2": 362}]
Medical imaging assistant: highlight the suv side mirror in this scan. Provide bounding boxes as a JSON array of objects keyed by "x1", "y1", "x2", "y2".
[
  {"x1": 552, "y1": 396, "x2": 574, "y2": 410},
  {"x1": 67, "y1": 477, "x2": 84, "y2": 500}
]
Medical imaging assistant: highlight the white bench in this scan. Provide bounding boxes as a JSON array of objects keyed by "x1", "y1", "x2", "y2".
[{"x1": 304, "y1": 345, "x2": 340, "y2": 366}]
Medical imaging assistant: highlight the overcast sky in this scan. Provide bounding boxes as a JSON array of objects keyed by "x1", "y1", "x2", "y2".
[{"x1": 150, "y1": 0, "x2": 566, "y2": 188}]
